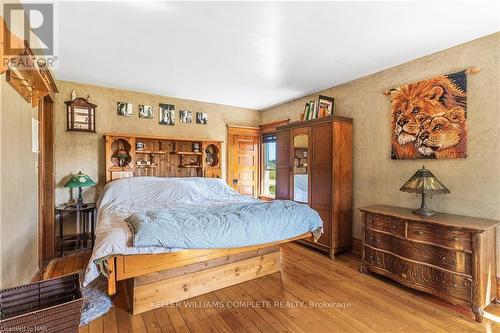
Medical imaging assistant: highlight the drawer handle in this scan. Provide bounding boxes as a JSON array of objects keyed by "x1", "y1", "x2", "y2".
[
  {"x1": 392, "y1": 225, "x2": 397, "y2": 229},
  {"x1": 370, "y1": 237, "x2": 378, "y2": 243},
  {"x1": 453, "y1": 237, "x2": 459, "y2": 241},
  {"x1": 452, "y1": 283, "x2": 458, "y2": 288},
  {"x1": 415, "y1": 230, "x2": 423, "y2": 235}
]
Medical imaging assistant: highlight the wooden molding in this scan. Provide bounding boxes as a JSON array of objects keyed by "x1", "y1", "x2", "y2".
[
  {"x1": 260, "y1": 119, "x2": 290, "y2": 134},
  {"x1": 1, "y1": 17, "x2": 58, "y2": 105}
]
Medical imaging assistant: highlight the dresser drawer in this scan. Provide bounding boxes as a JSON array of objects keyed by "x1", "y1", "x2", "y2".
[
  {"x1": 364, "y1": 247, "x2": 471, "y2": 302},
  {"x1": 407, "y1": 222, "x2": 472, "y2": 252},
  {"x1": 365, "y1": 229, "x2": 472, "y2": 275},
  {"x1": 365, "y1": 213, "x2": 405, "y2": 237}
]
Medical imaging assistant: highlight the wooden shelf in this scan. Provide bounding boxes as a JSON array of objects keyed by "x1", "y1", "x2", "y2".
[
  {"x1": 135, "y1": 150, "x2": 167, "y2": 154},
  {"x1": 179, "y1": 165, "x2": 202, "y2": 168},
  {"x1": 172, "y1": 151, "x2": 202, "y2": 155},
  {"x1": 136, "y1": 164, "x2": 158, "y2": 168}
]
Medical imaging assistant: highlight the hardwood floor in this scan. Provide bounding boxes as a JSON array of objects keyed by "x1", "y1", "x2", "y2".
[{"x1": 43, "y1": 243, "x2": 500, "y2": 332}]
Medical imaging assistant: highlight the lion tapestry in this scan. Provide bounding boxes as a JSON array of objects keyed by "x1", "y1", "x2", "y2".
[{"x1": 391, "y1": 70, "x2": 467, "y2": 159}]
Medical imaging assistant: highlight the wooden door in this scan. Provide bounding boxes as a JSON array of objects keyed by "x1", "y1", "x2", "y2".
[
  {"x1": 227, "y1": 126, "x2": 260, "y2": 197},
  {"x1": 38, "y1": 95, "x2": 55, "y2": 261},
  {"x1": 311, "y1": 122, "x2": 333, "y2": 248},
  {"x1": 275, "y1": 130, "x2": 291, "y2": 200}
]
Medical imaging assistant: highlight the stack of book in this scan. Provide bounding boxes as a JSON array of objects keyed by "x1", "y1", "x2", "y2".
[{"x1": 301, "y1": 99, "x2": 331, "y2": 121}]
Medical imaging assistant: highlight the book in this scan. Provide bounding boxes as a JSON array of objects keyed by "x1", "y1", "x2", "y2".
[
  {"x1": 310, "y1": 101, "x2": 316, "y2": 119},
  {"x1": 304, "y1": 103, "x2": 310, "y2": 121}
]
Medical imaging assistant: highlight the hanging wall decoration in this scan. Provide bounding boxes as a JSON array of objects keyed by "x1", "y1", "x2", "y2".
[
  {"x1": 390, "y1": 70, "x2": 468, "y2": 160},
  {"x1": 159, "y1": 103, "x2": 175, "y2": 125}
]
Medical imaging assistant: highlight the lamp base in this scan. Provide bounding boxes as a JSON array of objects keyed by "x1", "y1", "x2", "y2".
[{"x1": 412, "y1": 208, "x2": 436, "y2": 217}]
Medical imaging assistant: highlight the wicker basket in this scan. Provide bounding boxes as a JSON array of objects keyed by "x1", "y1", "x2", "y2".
[{"x1": 0, "y1": 273, "x2": 83, "y2": 333}]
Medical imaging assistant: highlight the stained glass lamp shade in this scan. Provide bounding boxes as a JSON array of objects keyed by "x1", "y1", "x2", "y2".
[
  {"x1": 400, "y1": 166, "x2": 449, "y2": 216},
  {"x1": 64, "y1": 171, "x2": 96, "y2": 205}
]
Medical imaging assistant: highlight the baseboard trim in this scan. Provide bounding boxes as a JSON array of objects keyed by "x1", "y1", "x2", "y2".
[{"x1": 351, "y1": 237, "x2": 361, "y2": 259}]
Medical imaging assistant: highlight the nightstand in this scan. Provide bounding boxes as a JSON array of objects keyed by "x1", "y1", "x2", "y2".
[{"x1": 55, "y1": 204, "x2": 97, "y2": 257}]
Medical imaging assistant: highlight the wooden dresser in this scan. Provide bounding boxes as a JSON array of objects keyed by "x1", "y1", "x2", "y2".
[
  {"x1": 276, "y1": 116, "x2": 353, "y2": 259},
  {"x1": 359, "y1": 205, "x2": 499, "y2": 322}
]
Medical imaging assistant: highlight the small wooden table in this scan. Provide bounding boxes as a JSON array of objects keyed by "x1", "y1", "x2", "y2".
[{"x1": 55, "y1": 204, "x2": 97, "y2": 257}]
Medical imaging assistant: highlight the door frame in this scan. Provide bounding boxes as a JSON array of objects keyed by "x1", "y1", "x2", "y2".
[
  {"x1": 227, "y1": 125, "x2": 261, "y2": 197},
  {"x1": 38, "y1": 94, "x2": 56, "y2": 264}
]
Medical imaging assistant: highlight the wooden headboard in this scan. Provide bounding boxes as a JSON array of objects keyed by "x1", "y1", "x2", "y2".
[{"x1": 103, "y1": 133, "x2": 222, "y2": 183}]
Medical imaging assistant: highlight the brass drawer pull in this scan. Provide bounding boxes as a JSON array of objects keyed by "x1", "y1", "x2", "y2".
[
  {"x1": 415, "y1": 230, "x2": 423, "y2": 235},
  {"x1": 392, "y1": 225, "x2": 398, "y2": 229}
]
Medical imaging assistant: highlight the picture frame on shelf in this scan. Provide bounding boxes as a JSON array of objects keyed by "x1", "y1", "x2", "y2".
[{"x1": 318, "y1": 95, "x2": 335, "y2": 117}]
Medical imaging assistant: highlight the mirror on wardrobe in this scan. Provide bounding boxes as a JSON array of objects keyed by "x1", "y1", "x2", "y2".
[{"x1": 293, "y1": 133, "x2": 309, "y2": 203}]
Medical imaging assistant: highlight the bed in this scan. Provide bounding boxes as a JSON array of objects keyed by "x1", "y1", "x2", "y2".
[{"x1": 85, "y1": 177, "x2": 322, "y2": 314}]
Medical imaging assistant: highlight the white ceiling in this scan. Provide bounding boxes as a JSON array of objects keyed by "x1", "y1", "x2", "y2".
[{"x1": 54, "y1": 1, "x2": 500, "y2": 110}]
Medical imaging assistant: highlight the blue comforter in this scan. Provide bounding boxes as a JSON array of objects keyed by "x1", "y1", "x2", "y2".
[{"x1": 125, "y1": 200, "x2": 323, "y2": 249}]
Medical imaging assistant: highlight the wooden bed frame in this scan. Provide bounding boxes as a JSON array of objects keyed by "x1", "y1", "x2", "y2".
[{"x1": 106, "y1": 233, "x2": 313, "y2": 314}]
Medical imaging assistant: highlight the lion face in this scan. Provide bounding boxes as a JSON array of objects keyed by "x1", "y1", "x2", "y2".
[
  {"x1": 392, "y1": 83, "x2": 450, "y2": 146},
  {"x1": 416, "y1": 107, "x2": 466, "y2": 156}
]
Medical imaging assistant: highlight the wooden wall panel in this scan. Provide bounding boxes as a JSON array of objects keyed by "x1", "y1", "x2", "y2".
[{"x1": 275, "y1": 130, "x2": 291, "y2": 200}]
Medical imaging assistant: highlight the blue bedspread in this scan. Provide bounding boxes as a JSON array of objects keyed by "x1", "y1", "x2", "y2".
[{"x1": 125, "y1": 200, "x2": 323, "y2": 249}]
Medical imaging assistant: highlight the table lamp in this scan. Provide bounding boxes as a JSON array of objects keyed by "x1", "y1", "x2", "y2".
[
  {"x1": 400, "y1": 166, "x2": 450, "y2": 216},
  {"x1": 64, "y1": 171, "x2": 96, "y2": 207}
]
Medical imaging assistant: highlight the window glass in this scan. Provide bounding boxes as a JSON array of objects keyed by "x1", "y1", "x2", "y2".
[{"x1": 262, "y1": 134, "x2": 276, "y2": 197}]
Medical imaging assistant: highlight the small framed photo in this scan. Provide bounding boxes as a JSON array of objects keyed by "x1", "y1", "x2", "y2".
[
  {"x1": 318, "y1": 95, "x2": 335, "y2": 117},
  {"x1": 139, "y1": 105, "x2": 153, "y2": 119},
  {"x1": 179, "y1": 110, "x2": 192, "y2": 123},
  {"x1": 159, "y1": 103, "x2": 175, "y2": 125},
  {"x1": 196, "y1": 112, "x2": 208, "y2": 125},
  {"x1": 117, "y1": 102, "x2": 133, "y2": 117}
]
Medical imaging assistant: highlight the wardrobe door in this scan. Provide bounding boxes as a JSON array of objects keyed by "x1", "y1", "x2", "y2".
[
  {"x1": 311, "y1": 122, "x2": 333, "y2": 247},
  {"x1": 291, "y1": 127, "x2": 311, "y2": 204},
  {"x1": 276, "y1": 130, "x2": 291, "y2": 200}
]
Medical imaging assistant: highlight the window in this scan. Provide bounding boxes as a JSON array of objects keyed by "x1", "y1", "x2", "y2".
[{"x1": 262, "y1": 134, "x2": 276, "y2": 197}]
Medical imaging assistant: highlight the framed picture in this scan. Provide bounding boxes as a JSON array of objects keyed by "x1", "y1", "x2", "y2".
[
  {"x1": 318, "y1": 95, "x2": 335, "y2": 117},
  {"x1": 179, "y1": 110, "x2": 192, "y2": 123},
  {"x1": 159, "y1": 104, "x2": 175, "y2": 125},
  {"x1": 139, "y1": 105, "x2": 153, "y2": 119},
  {"x1": 196, "y1": 112, "x2": 208, "y2": 125},
  {"x1": 117, "y1": 102, "x2": 133, "y2": 117}
]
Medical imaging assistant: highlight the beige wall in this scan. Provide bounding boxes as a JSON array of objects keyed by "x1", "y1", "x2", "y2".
[
  {"x1": 0, "y1": 75, "x2": 39, "y2": 288},
  {"x1": 0, "y1": 0, "x2": 42, "y2": 288},
  {"x1": 262, "y1": 32, "x2": 500, "y2": 239},
  {"x1": 54, "y1": 81, "x2": 261, "y2": 204}
]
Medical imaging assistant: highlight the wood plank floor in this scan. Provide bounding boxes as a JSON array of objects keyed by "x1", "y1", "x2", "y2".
[{"x1": 43, "y1": 243, "x2": 500, "y2": 333}]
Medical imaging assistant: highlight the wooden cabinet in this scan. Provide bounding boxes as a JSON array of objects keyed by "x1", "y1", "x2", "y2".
[
  {"x1": 276, "y1": 116, "x2": 353, "y2": 258},
  {"x1": 359, "y1": 205, "x2": 499, "y2": 322},
  {"x1": 104, "y1": 133, "x2": 222, "y2": 183}
]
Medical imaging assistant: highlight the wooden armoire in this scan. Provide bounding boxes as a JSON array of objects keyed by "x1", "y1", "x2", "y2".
[{"x1": 276, "y1": 116, "x2": 353, "y2": 259}]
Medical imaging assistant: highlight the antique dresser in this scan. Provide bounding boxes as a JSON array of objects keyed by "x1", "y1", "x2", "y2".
[{"x1": 359, "y1": 205, "x2": 499, "y2": 322}]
